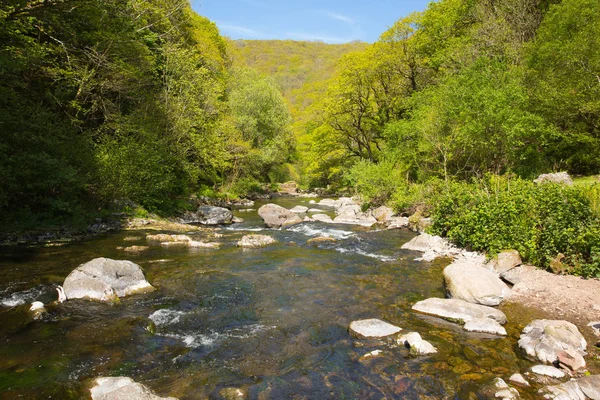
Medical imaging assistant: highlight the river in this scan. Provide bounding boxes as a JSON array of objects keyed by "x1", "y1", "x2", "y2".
[{"x1": 0, "y1": 198, "x2": 558, "y2": 399}]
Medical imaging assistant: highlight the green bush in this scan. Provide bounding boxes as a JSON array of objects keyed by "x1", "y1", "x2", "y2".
[
  {"x1": 345, "y1": 159, "x2": 406, "y2": 205},
  {"x1": 428, "y1": 175, "x2": 600, "y2": 277}
]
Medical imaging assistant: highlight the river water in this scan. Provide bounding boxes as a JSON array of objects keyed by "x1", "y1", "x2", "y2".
[{"x1": 0, "y1": 198, "x2": 581, "y2": 399}]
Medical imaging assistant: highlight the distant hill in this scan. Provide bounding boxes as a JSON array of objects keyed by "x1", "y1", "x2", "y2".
[{"x1": 229, "y1": 40, "x2": 368, "y2": 122}]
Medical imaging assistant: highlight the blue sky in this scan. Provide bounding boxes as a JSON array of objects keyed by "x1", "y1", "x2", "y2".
[{"x1": 192, "y1": 0, "x2": 432, "y2": 44}]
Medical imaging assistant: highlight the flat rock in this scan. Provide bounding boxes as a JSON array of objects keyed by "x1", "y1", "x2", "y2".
[
  {"x1": 518, "y1": 320, "x2": 587, "y2": 371},
  {"x1": 500, "y1": 264, "x2": 537, "y2": 285},
  {"x1": 180, "y1": 206, "x2": 233, "y2": 225},
  {"x1": 412, "y1": 298, "x2": 507, "y2": 324},
  {"x1": 63, "y1": 258, "x2": 153, "y2": 302},
  {"x1": 237, "y1": 235, "x2": 277, "y2": 248},
  {"x1": 289, "y1": 206, "x2": 309, "y2": 213},
  {"x1": 312, "y1": 214, "x2": 333, "y2": 223},
  {"x1": 387, "y1": 217, "x2": 409, "y2": 229},
  {"x1": 444, "y1": 258, "x2": 511, "y2": 306},
  {"x1": 123, "y1": 246, "x2": 150, "y2": 253},
  {"x1": 90, "y1": 377, "x2": 177, "y2": 400},
  {"x1": 349, "y1": 319, "x2": 401, "y2": 338},
  {"x1": 147, "y1": 234, "x2": 192, "y2": 244},
  {"x1": 509, "y1": 373, "x2": 530, "y2": 387},
  {"x1": 307, "y1": 208, "x2": 323, "y2": 213},
  {"x1": 578, "y1": 375, "x2": 600, "y2": 400},
  {"x1": 258, "y1": 204, "x2": 302, "y2": 228},
  {"x1": 487, "y1": 250, "x2": 522, "y2": 274},
  {"x1": 397, "y1": 332, "x2": 437, "y2": 355},
  {"x1": 531, "y1": 365, "x2": 566, "y2": 378},
  {"x1": 542, "y1": 380, "x2": 587, "y2": 399},
  {"x1": 463, "y1": 318, "x2": 507, "y2": 335}
]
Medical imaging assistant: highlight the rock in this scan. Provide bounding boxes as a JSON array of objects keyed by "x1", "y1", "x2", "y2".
[
  {"x1": 29, "y1": 301, "x2": 46, "y2": 319},
  {"x1": 534, "y1": 172, "x2": 574, "y2": 186},
  {"x1": 63, "y1": 258, "x2": 154, "y2": 302},
  {"x1": 258, "y1": 204, "x2": 302, "y2": 228},
  {"x1": 531, "y1": 365, "x2": 566, "y2": 378},
  {"x1": 307, "y1": 236, "x2": 337, "y2": 245},
  {"x1": 349, "y1": 319, "x2": 402, "y2": 338},
  {"x1": 487, "y1": 250, "x2": 522, "y2": 274},
  {"x1": 303, "y1": 216, "x2": 313, "y2": 222},
  {"x1": 123, "y1": 246, "x2": 150, "y2": 253},
  {"x1": 279, "y1": 181, "x2": 298, "y2": 194},
  {"x1": 180, "y1": 206, "x2": 233, "y2": 225},
  {"x1": 307, "y1": 208, "x2": 323, "y2": 213},
  {"x1": 578, "y1": 375, "x2": 600, "y2": 400},
  {"x1": 219, "y1": 387, "x2": 247, "y2": 400},
  {"x1": 146, "y1": 234, "x2": 192, "y2": 244},
  {"x1": 123, "y1": 236, "x2": 141, "y2": 242},
  {"x1": 372, "y1": 206, "x2": 395, "y2": 222},
  {"x1": 188, "y1": 241, "x2": 220, "y2": 249},
  {"x1": 509, "y1": 373, "x2": 530, "y2": 387},
  {"x1": 518, "y1": 320, "x2": 587, "y2": 371},
  {"x1": 289, "y1": 205, "x2": 309, "y2": 213},
  {"x1": 90, "y1": 377, "x2": 177, "y2": 400},
  {"x1": 400, "y1": 233, "x2": 458, "y2": 261},
  {"x1": 589, "y1": 321, "x2": 600, "y2": 337},
  {"x1": 237, "y1": 235, "x2": 277, "y2": 248},
  {"x1": 387, "y1": 217, "x2": 409, "y2": 230},
  {"x1": 232, "y1": 216, "x2": 244, "y2": 224},
  {"x1": 444, "y1": 258, "x2": 512, "y2": 306},
  {"x1": 332, "y1": 203, "x2": 377, "y2": 226},
  {"x1": 493, "y1": 378, "x2": 520, "y2": 400},
  {"x1": 309, "y1": 200, "x2": 316, "y2": 204},
  {"x1": 500, "y1": 264, "x2": 537, "y2": 285},
  {"x1": 360, "y1": 350, "x2": 383, "y2": 361},
  {"x1": 318, "y1": 199, "x2": 338, "y2": 208},
  {"x1": 412, "y1": 298, "x2": 507, "y2": 324},
  {"x1": 397, "y1": 332, "x2": 437, "y2": 355},
  {"x1": 312, "y1": 214, "x2": 333, "y2": 223},
  {"x1": 542, "y1": 380, "x2": 587, "y2": 400},
  {"x1": 463, "y1": 318, "x2": 507, "y2": 335}
]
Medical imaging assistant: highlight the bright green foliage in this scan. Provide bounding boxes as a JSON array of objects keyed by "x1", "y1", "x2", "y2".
[
  {"x1": 429, "y1": 176, "x2": 600, "y2": 277},
  {"x1": 344, "y1": 159, "x2": 406, "y2": 206}
]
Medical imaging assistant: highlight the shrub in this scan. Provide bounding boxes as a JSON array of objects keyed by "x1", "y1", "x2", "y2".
[{"x1": 344, "y1": 159, "x2": 406, "y2": 205}]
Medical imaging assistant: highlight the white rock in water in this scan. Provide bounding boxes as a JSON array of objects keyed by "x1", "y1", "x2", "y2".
[
  {"x1": 237, "y1": 234, "x2": 278, "y2": 248},
  {"x1": 412, "y1": 297, "x2": 507, "y2": 324},
  {"x1": 258, "y1": 204, "x2": 303, "y2": 228},
  {"x1": 542, "y1": 380, "x2": 587, "y2": 400},
  {"x1": 289, "y1": 206, "x2": 309, "y2": 213},
  {"x1": 63, "y1": 258, "x2": 154, "y2": 302},
  {"x1": 463, "y1": 318, "x2": 507, "y2": 335},
  {"x1": 29, "y1": 301, "x2": 45, "y2": 312},
  {"x1": 90, "y1": 377, "x2": 177, "y2": 400},
  {"x1": 444, "y1": 258, "x2": 511, "y2": 306},
  {"x1": 312, "y1": 214, "x2": 333, "y2": 223},
  {"x1": 493, "y1": 378, "x2": 520, "y2": 400},
  {"x1": 509, "y1": 373, "x2": 530, "y2": 387},
  {"x1": 518, "y1": 320, "x2": 587, "y2": 371},
  {"x1": 349, "y1": 319, "x2": 401, "y2": 338},
  {"x1": 318, "y1": 199, "x2": 338, "y2": 207},
  {"x1": 397, "y1": 332, "x2": 437, "y2": 355},
  {"x1": 531, "y1": 365, "x2": 566, "y2": 378}
]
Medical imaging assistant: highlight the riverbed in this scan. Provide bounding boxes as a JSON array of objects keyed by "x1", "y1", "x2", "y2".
[{"x1": 0, "y1": 198, "x2": 592, "y2": 399}]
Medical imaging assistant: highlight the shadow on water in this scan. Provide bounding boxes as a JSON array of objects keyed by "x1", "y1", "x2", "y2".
[{"x1": 0, "y1": 198, "x2": 575, "y2": 399}]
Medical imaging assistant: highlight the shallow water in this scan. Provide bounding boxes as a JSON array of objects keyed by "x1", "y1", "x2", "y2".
[{"x1": 0, "y1": 198, "x2": 585, "y2": 399}]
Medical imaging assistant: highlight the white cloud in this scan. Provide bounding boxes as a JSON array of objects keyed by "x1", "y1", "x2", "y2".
[
  {"x1": 218, "y1": 23, "x2": 266, "y2": 38},
  {"x1": 284, "y1": 31, "x2": 355, "y2": 44},
  {"x1": 323, "y1": 11, "x2": 354, "y2": 24}
]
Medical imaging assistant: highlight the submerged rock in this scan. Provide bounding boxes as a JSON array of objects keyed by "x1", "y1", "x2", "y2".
[
  {"x1": 123, "y1": 245, "x2": 150, "y2": 253},
  {"x1": 486, "y1": 250, "x2": 522, "y2": 274},
  {"x1": 397, "y1": 332, "x2": 437, "y2": 355},
  {"x1": 349, "y1": 319, "x2": 402, "y2": 338},
  {"x1": 307, "y1": 236, "x2": 337, "y2": 245},
  {"x1": 444, "y1": 258, "x2": 512, "y2": 306},
  {"x1": 219, "y1": 387, "x2": 247, "y2": 400},
  {"x1": 146, "y1": 234, "x2": 219, "y2": 249},
  {"x1": 63, "y1": 258, "x2": 154, "y2": 302},
  {"x1": 258, "y1": 204, "x2": 302, "y2": 228},
  {"x1": 463, "y1": 318, "x2": 507, "y2": 336},
  {"x1": 29, "y1": 301, "x2": 46, "y2": 319},
  {"x1": 180, "y1": 206, "x2": 233, "y2": 225},
  {"x1": 412, "y1": 298, "x2": 507, "y2": 324},
  {"x1": 90, "y1": 377, "x2": 177, "y2": 400},
  {"x1": 518, "y1": 320, "x2": 587, "y2": 371},
  {"x1": 237, "y1": 235, "x2": 278, "y2": 248}
]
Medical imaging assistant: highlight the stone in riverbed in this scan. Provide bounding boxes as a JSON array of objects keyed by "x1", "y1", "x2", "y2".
[
  {"x1": 493, "y1": 378, "x2": 520, "y2": 400},
  {"x1": 372, "y1": 206, "x2": 395, "y2": 222},
  {"x1": 258, "y1": 204, "x2": 303, "y2": 228},
  {"x1": 412, "y1": 298, "x2": 507, "y2": 325},
  {"x1": 400, "y1": 233, "x2": 459, "y2": 261},
  {"x1": 486, "y1": 250, "x2": 522, "y2": 274},
  {"x1": 63, "y1": 258, "x2": 154, "y2": 302},
  {"x1": 289, "y1": 205, "x2": 309, "y2": 213},
  {"x1": 237, "y1": 235, "x2": 277, "y2": 248},
  {"x1": 540, "y1": 375, "x2": 600, "y2": 399},
  {"x1": 444, "y1": 258, "x2": 512, "y2": 306},
  {"x1": 531, "y1": 365, "x2": 566, "y2": 378},
  {"x1": 518, "y1": 320, "x2": 587, "y2": 371},
  {"x1": 123, "y1": 245, "x2": 150, "y2": 253},
  {"x1": 219, "y1": 387, "x2": 247, "y2": 400},
  {"x1": 397, "y1": 332, "x2": 437, "y2": 355},
  {"x1": 180, "y1": 206, "x2": 233, "y2": 225},
  {"x1": 463, "y1": 318, "x2": 507, "y2": 336},
  {"x1": 311, "y1": 214, "x2": 333, "y2": 223},
  {"x1": 29, "y1": 301, "x2": 46, "y2": 319},
  {"x1": 509, "y1": 373, "x2": 530, "y2": 387},
  {"x1": 307, "y1": 236, "x2": 337, "y2": 245},
  {"x1": 349, "y1": 319, "x2": 401, "y2": 338},
  {"x1": 90, "y1": 377, "x2": 177, "y2": 400}
]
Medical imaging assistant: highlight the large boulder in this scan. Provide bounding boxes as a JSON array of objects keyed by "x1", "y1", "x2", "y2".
[
  {"x1": 372, "y1": 206, "x2": 395, "y2": 222},
  {"x1": 518, "y1": 319, "x2": 587, "y2": 371},
  {"x1": 63, "y1": 258, "x2": 154, "y2": 302},
  {"x1": 534, "y1": 172, "x2": 574, "y2": 186},
  {"x1": 412, "y1": 297, "x2": 507, "y2": 324},
  {"x1": 541, "y1": 375, "x2": 600, "y2": 399},
  {"x1": 444, "y1": 259, "x2": 512, "y2": 306},
  {"x1": 349, "y1": 319, "x2": 402, "y2": 338},
  {"x1": 90, "y1": 377, "x2": 177, "y2": 400},
  {"x1": 237, "y1": 234, "x2": 277, "y2": 248},
  {"x1": 180, "y1": 206, "x2": 233, "y2": 225},
  {"x1": 258, "y1": 204, "x2": 303, "y2": 228}
]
